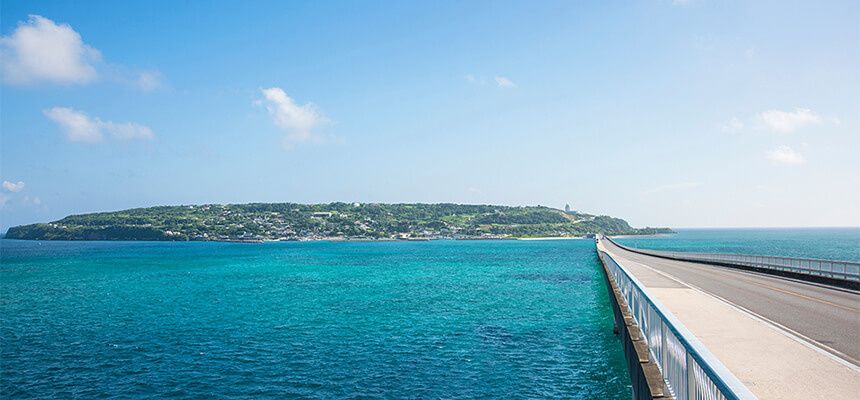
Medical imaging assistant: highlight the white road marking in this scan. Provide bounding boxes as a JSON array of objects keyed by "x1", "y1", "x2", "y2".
[{"x1": 614, "y1": 253, "x2": 860, "y2": 374}]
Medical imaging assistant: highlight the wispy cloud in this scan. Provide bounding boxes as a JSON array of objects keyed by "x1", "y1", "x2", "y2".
[
  {"x1": 1, "y1": 190, "x2": 42, "y2": 208},
  {"x1": 745, "y1": 47, "x2": 756, "y2": 57},
  {"x1": 1, "y1": 15, "x2": 164, "y2": 90},
  {"x1": 757, "y1": 108, "x2": 822, "y2": 133},
  {"x1": 721, "y1": 117, "x2": 744, "y2": 132},
  {"x1": 495, "y1": 76, "x2": 517, "y2": 88},
  {"x1": 643, "y1": 182, "x2": 703, "y2": 195},
  {"x1": 259, "y1": 87, "x2": 332, "y2": 148},
  {"x1": 766, "y1": 145, "x2": 806, "y2": 165},
  {"x1": 466, "y1": 74, "x2": 516, "y2": 88},
  {"x1": 43, "y1": 107, "x2": 154, "y2": 143},
  {"x1": 465, "y1": 74, "x2": 487, "y2": 85},
  {"x1": 2, "y1": 181, "x2": 25, "y2": 192},
  {"x1": 129, "y1": 70, "x2": 164, "y2": 92},
  {"x1": 103, "y1": 64, "x2": 166, "y2": 92}
]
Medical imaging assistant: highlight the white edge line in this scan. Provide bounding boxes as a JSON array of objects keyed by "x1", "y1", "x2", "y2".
[{"x1": 622, "y1": 256, "x2": 860, "y2": 374}]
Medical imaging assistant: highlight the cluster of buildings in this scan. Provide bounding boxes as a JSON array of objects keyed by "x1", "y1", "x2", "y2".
[{"x1": 179, "y1": 208, "x2": 516, "y2": 242}]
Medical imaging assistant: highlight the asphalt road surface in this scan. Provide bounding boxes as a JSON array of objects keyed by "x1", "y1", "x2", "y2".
[{"x1": 601, "y1": 238, "x2": 860, "y2": 366}]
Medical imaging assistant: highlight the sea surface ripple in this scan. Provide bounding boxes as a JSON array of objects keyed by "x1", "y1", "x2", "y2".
[{"x1": 1, "y1": 239, "x2": 630, "y2": 399}]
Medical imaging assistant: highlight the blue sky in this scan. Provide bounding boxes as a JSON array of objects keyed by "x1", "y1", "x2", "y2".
[{"x1": 1, "y1": 0, "x2": 858, "y2": 231}]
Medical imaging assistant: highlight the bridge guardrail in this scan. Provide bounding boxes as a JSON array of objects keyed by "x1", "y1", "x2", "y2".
[
  {"x1": 598, "y1": 246, "x2": 758, "y2": 400},
  {"x1": 606, "y1": 237, "x2": 860, "y2": 282}
]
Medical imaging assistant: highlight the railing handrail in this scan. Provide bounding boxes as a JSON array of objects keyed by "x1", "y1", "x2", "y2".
[
  {"x1": 598, "y1": 242, "x2": 758, "y2": 399},
  {"x1": 604, "y1": 236, "x2": 860, "y2": 282}
]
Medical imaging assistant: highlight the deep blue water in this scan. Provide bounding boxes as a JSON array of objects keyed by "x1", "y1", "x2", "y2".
[
  {"x1": 0, "y1": 239, "x2": 630, "y2": 399},
  {"x1": 614, "y1": 227, "x2": 860, "y2": 262}
]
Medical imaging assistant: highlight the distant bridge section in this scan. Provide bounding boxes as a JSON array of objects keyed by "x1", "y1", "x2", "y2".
[{"x1": 610, "y1": 239, "x2": 859, "y2": 289}]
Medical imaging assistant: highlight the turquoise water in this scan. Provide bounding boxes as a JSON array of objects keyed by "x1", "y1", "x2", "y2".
[
  {"x1": 0, "y1": 239, "x2": 630, "y2": 399},
  {"x1": 614, "y1": 228, "x2": 860, "y2": 262}
]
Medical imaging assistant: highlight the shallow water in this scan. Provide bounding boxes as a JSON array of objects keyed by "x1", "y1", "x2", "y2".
[{"x1": 1, "y1": 239, "x2": 631, "y2": 399}]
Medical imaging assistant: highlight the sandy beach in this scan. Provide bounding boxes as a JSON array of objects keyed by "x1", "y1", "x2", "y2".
[{"x1": 517, "y1": 236, "x2": 586, "y2": 241}]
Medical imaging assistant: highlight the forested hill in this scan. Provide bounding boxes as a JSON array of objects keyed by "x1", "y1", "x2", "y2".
[{"x1": 4, "y1": 203, "x2": 673, "y2": 241}]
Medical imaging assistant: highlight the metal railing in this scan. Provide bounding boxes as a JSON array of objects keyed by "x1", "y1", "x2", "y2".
[
  {"x1": 599, "y1": 248, "x2": 758, "y2": 400},
  {"x1": 607, "y1": 238, "x2": 860, "y2": 282}
]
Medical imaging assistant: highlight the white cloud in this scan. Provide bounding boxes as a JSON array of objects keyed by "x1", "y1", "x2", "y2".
[
  {"x1": 673, "y1": 0, "x2": 692, "y2": 5},
  {"x1": 766, "y1": 145, "x2": 806, "y2": 165},
  {"x1": 465, "y1": 74, "x2": 476, "y2": 83},
  {"x1": 43, "y1": 107, "x2": 103, "y2": 142},
  {"x1": 43, "y1": 107, "x2": 154, "y2": 143},
  {"x1": 757, "y1": 108, "x2": 822, "y2": 133},
  {"x1": 745, "y1": 47, "x2": 756, "y2": 57},
  {"x1": 495, "y1": 76, "x2": 517, "y2": 88},
  {"x1": 2, "y1": 181, "x2": 25, "y2": 192},
  {"x1": 643, "y1": 182, "x2": 703, "y2": 195},
  {"x1": 0, "y1": 15, "x2": 101, "y2": 85},
  {"x1": 259, "y1": 87, "x2": 330, "y2": 147},
  {"x1": 721, "y1": 117, "x2": 744, "y2": 132},
  {"x1": 1, "y1": 15, "x2": 164, "y2": 90},
  {"x1": 32, "y1": 196, "x2": 41, "y2": 206},
  {"x1": 468, "y1": 187, "x2": 482, "y2": 193}
]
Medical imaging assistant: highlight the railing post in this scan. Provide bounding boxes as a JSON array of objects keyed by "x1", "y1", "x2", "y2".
[
  {"x1": 687, "y1": 351, "x2": 695, "y2": 400},
  {"x1": 662, "y1": 320, "x2": 669, "y2": 396}
]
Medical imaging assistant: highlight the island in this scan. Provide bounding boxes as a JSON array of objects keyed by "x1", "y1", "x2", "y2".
[{"x1": 4, "y1": 202, "x2": 673, "y2": 242}]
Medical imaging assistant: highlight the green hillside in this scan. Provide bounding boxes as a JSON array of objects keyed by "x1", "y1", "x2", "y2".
[{"x1": 4, "y1": 202, "x2": 673, "y2": 241}]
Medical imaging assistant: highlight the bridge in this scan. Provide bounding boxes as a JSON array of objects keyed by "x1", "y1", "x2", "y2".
[{"x1": 595, "y1": 235, "x2": 860, "y2": 400}]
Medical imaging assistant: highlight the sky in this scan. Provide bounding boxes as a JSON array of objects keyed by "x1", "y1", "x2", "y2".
[{"x1": 1, "y1": 0, "x2": 858, "y2": 231}]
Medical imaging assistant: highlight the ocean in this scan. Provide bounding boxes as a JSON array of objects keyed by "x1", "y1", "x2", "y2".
[
  {"x1": 4, "y1": 228, "x2": 855, "y2": 398},
  {"x1": 0, "y1": 239, "x2": 629, "y2": 399},
  {"x1": 613, "y1": 227, "x2": 860, "y2": 262}
]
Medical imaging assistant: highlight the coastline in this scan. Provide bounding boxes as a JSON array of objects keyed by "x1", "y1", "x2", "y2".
[
  {"x1": 2, "y1": 234, "x2": 671, "y2": 243},
  {"x1": 517, "y1": 236, "x2": 585, "y2": 241}
]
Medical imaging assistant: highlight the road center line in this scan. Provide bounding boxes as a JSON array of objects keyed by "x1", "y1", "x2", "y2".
[
  {"x1": 650, "y1": 256, "x2": 860, "y2": 313},
  {"x1": 611, "y1": 252, "x2": 860, "y2": 372}
]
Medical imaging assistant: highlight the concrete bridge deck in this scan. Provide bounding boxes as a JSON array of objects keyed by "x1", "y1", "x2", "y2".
[{"x1": 598, "y1": 238, "x2": 860, "y2": 399}]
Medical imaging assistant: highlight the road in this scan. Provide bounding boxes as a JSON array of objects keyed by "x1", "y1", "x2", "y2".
[{"x1": 601, "y1": 238, "x2": 860, "y2": 366}]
